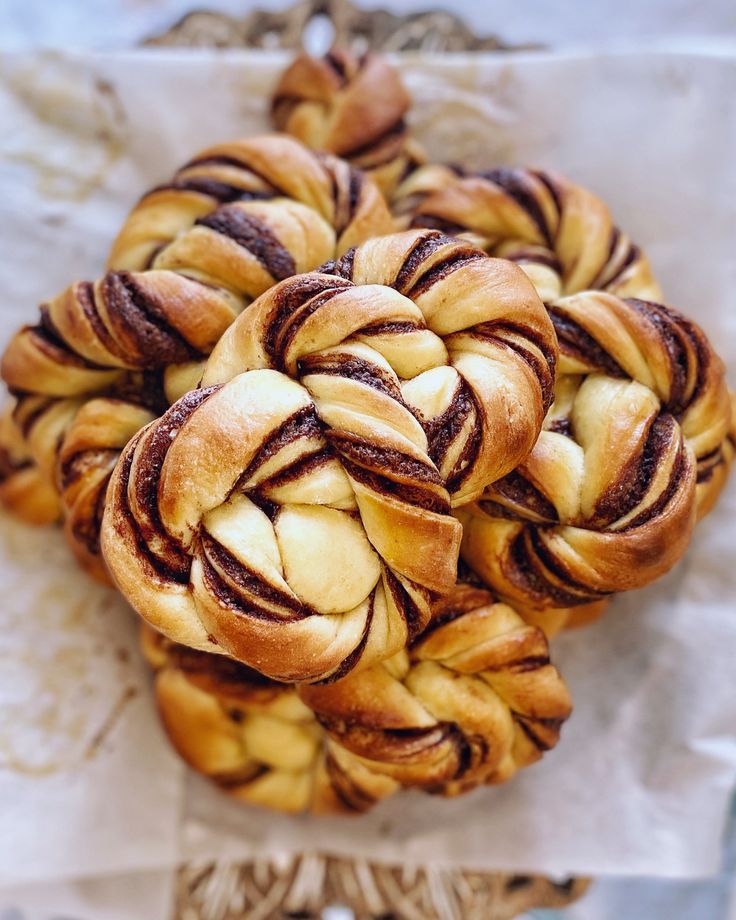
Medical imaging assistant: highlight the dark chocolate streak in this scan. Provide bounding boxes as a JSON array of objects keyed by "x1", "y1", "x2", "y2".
[
  {"x1": 393, "y1": 230, "x2": 452, "y2": 294},
  {"x1": 180, "y1": 155, "x2": 285, "y2": 197},
  {"x1": 324, "y1": 49, "x2": 349, "y2": 82},
  {"x1": 339, "y1": 456, "x2": 449, "y2": 515},
  {"x1": 548, "y1": 306, "x2": 626, "y2": 377},
  {"x1": 298, "y1": 352, "x2": 405, "y2": 402},
  {"x1": 491, "y1": 469, "x2": 558, "y2": 523},
  {"x1": 145, "y1": 178, "x2": 275, "y2": 205},
  {"x1": 620, "y1": 421, "x2": 686, "y2": 532},
  {"x1": 599, "y1": 227, "x2": 640, "y2": 288},
  {"x1": 513, "y1": 713, "x2": 565, "y2": 751},
  {"x1": 424, "y1": 382, "x2": 483, "y2": 496},
  {"x1": 314, "y1": 591, "x2": 375, "y2": 685},
  {"x1": 591, "y1": 413, "x2": 674, "y2": 526},
  {"x1": 117, "y1": 441, "x2": 186, "y2": 583},
  {"x1": 264, "y1": 278, "x2": 352, "y2": 368},
  {"x1": 479, "y1": 168, "x2": 553, "y2": 246},
  {"x1": 252, "y1": 449, "x2": 332, "y2": 495},
  {"x1": 32, "y1": 312, "x2": 105, "y2": 371},
  {"x1": 324, "y1": 750, "x2": 379, "y2": 812},
  {"x1": 103, "y1": 273, "x2": 202, "y2": 366},
  {"x1": 627, "y1": 299, "x2": 707, "y2": 414},
  {"x1": 0, "y1": 449, "x2": 31, "y2": 480},
  {"x1": 384, "y1": 567, "x2": 425, "y2": 641},
  {"x1": 405, "y1": 250, "x2": 487, "y2": 301},
  {"x1": 532, "y1": 171, "x2": 564, "y2": 216},
  {"x1": 473, "y1": 321, "x2": 556, "y2": 410},
  {"x1": 359, "y1": 320, "x2": 422, "y2": 337},
  {"x1": 328, "y1": 430, "x2": 445, "y2": 487},
  {"x1": 340, "y1": 118, "x2": 407, "y2": 161},
  {"x1": 196, "y1": 206, "x2": 296, "y2": 281},
  {"x1": 199, "y1": 530, "x2": 307, "y2": 620},
  {"x1": 409, "y1": 214, "x2": 468, "y2": 238},
  {"x1": 501, "y1": 529, "x2": 609, "y2": 607},
  {"x1": 547, "y1": 418, "x2": 574, "y2": 438},
  {"x1": 348, "y1": 170, "x2": 363, "y2": 217},
  {"x1": 128, "y1": 388, "x2": 217, "y2": 581},
  {"x1": 234, "y1": 405, "x2": 325, "y2": 491},
  {"x1": 75, "y1": 280, "x2": 127, "y2": 362},
  {"x1": 423, "y1": 379, "x2": 470, "y2": 468},
  {"x1": 526, "y1": 527, "x2": 611, "y2": 603}
]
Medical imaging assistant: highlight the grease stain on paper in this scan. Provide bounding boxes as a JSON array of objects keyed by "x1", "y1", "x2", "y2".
[{"x1": 0, "y1": 516, "x2": 140, "y2": 776}]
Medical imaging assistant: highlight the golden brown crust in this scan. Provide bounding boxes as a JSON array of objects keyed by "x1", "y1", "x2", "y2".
[
  {"x1": 0, "y1": 401, "x2": 60, "y2": 525},
  {"x1": 103, "y1": 369, "x2": 460, "y2": 681},
  {"x1": 203, "y1": 230, "x2": 557, "y2": 505},
  {"x1": 272, "y1": 49, "x2": 423, "y2": 197},
  {"x1": 394, "y1": 165, "x2": 662, "y2": 301},
  {"x1": 300, "y1": 582, "x2": 572, "y2": 792},
  {"x1": 0, "y1": 135, "x2": 393, "y2": 578},
  {"x1": 141, "y1": 626, "x2": 398, "y2": 815},
  {"x1": 458, "y1": 294, "x2": 732, "y2": 610}
]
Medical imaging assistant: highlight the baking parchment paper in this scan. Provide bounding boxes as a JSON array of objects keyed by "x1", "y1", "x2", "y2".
[{"x1": 0, "y1": 46, "x2": 734, "y2": 886}]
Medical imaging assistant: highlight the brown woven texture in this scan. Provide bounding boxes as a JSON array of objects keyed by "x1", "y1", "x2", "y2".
[{"x1": 174, "y1": 855, "x2": 590, "y2": 919}]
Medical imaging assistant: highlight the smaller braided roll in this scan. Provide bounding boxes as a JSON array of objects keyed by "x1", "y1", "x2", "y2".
[
  {"x1": 0, "y1": 401, "x2": 60, "y2": 525},
  {"x1": 272, "y1": 49, "x2": 424, "y2": 197},
  {"x1": 300, "y1": 582, "x2": 572, "y2": 793},
  {"x1": 395, "y1": 165, "x2": 662, "y2": 302},
  {"x1": 141, "y1": 626, "x2": 398, "y2": 815},
  {"x1": 458, "y1": 293, "x2": 732, "y2": 611}
]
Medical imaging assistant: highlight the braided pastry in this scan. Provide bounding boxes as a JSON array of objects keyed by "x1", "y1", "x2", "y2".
[
  {"x1": 0, "y1": 401, "x2": 60, "y2": 525},
  {"x1": 395, "y1": 165, "x2": 663, "y2": 302},
  {"x1": 1, "y1": 136, "x2": 392, "y2": 576},
  {"x1": 272, "y1": 49, "x2": 424, "y2": 197},
  {"x1": 141, "y1": 626, "x2": 398, "y2": 814},
  {"x1": 103, "y1": 366, "x2": 461, "y2": 681},
  {"x1": 202, "y1": 229, "x2": 557, "y2": 504},
  {"x1": 458, "y1": 292, "x2": 732, "y2": 611},
  {"x1": 300, "y1": 582, "x2": 572, "y2": 793}
]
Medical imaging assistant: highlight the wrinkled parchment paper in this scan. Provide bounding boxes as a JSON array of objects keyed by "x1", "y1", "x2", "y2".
[{"x1": 0, "y1": 47, "x2": 734, "y2": 887}]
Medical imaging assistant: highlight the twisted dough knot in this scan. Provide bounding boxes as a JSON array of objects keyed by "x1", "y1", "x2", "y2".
[
  {"x1": 300, "y1": 583, "x2": 572, "y2": 792},
  {"x1": 103, "y1": 365, "x2": 461, "y2": 682},
  {"x1": 0, "y1": 136, "x2": 392, "y2": 575},
  {"x1": 395, "y1": 165, "x2": 662, "y2": 303},
  {"x1": 0, "y1": 401, "x2": 60, "y2": 525},
  {"x1": 108, "y1": 133, "x2": 393, "y2": 272},
  {"x1": 459, "y1": 293, "x2": 732, "y2": 610},
  {"x1": 3, "y1": 136, "x2": 393, "y2": 404},
  {"x1": 272, "y1": 50, "x2": 424, "y2": 197},
  {"x1": 8, "y1": 377, "x2": 164, "y2": 580},
  {"x1": 203, "y1": 229, "x2": 558, "y2": 504},
  {"x1": 141, "y1": 627, "x2": 397, "y2": 815}
]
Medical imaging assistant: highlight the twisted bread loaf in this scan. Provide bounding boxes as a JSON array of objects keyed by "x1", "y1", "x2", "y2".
[
  {"x1": 141, "y1": 626, "x2": 398, "y2": 814},
  {"x1": 202, "y1": 229, "x2": 557, "y2": 504},
  {"x1": 0, "y1": 401, "x2": 60, "y2": 525},
  {"x1": 1, "y1": 136, "x2": 392, "y2": 577},
  {"x1": 395, "y1": 165, "x2": 663, "y2": 302},
  {"x1": 272, "y1": 49, "x2": 424, "y2": 197},
  {"x1": 103, "y1": 367, "x2": 462, "y2": 682},
  {"x1": 300, "y1": 582, "x2": 572, "y2": 792},
  {"x1": 4, "y1": 135, "x2": 393, "y2": 403},
  {"x1": 458, "y1": 292, "x2": 732, "y2": 610}
]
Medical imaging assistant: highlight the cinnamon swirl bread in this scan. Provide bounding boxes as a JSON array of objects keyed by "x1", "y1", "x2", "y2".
[
  {"x1": 101, "y1": 230, "x2": 557, "y2": 681},
  {"x1": 141, "y1": 626, "x2": 398, "y2": 814},
  {"x1": 272, "y1": 48, "x2": 424, "y2": 197},
  {"x1": 1, "y1": 135, "x2": 393, "y2": 578},
  {"x1": 300, "y1": 581, "x2": 572, "y2": 792},
  {"x1": 458, "y1": 293, "x2": 732, "y2": 611}
]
